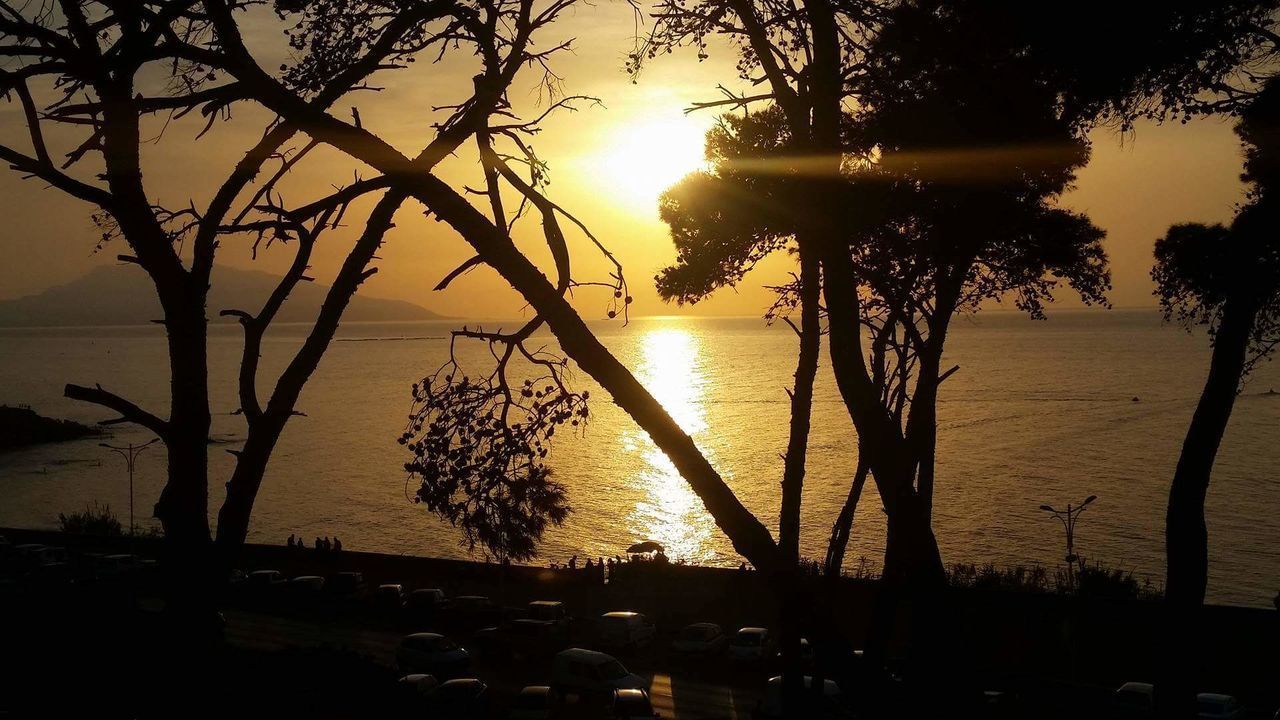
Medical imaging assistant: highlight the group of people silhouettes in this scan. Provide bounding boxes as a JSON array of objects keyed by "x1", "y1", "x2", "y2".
[
  {"x1": 549, "y1": 551, "x2": 673, "y2": 584},
  {"x1": 285, "y1": 533, "x2": 342, "y2": 553}
]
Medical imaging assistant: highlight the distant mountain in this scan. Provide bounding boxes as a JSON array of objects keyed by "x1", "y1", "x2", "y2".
[{"x1": 0, "y1": 265, "x2": 443, "y2": 327}]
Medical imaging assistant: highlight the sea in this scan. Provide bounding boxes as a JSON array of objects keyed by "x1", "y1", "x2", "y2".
[{"x1": 1, "y1": 310, "x2": 1277, "y2": 607}]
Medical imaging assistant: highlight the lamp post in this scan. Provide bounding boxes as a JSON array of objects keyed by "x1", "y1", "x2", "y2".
[
  {"x1": 1039, "y1": 495, "x2": 1097, "y2": 587},
  {"x1": 100, "y1": 438, "x2": 157, "y2": 536}
]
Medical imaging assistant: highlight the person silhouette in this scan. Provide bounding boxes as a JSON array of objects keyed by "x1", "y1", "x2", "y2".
[
  {"x1": 568, "y1": 555, "x2": 577, "y2": 570},
  {"x1": 333, "y1": 537, "x2": 343, "y2": 552},
  {"x1": 287, "y1": 534, "x2": 295, "y2": 549},
  {"x1": 315, "y1": 536, "x2": 323, "y2": 551}
]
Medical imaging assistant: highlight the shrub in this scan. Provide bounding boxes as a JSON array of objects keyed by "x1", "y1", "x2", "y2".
[{"x1": 58, "y1": 502, "x2": 124, "y2": 537}]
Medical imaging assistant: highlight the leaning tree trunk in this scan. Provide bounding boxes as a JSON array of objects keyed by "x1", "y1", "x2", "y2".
[
  {"x1": 824, "y1": 445, "x2": 870, "y2": 578},
  {"x1": 1158, "y1": 296, "x2": 1256, "y2": 719},
  {"x1": 777, "y1": 246, "x2": 821, "y2": 714},
  {"x1": 215, "y1": 191, "x2": 404, "y2": 555}
]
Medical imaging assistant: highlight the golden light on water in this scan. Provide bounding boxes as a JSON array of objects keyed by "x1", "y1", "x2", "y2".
[
  {"x1": 598, "y1": 117, "x2": 707, "y2": 213},
  {"x1": 625, "y1": 325, "x2": 715, "y2": 563}
]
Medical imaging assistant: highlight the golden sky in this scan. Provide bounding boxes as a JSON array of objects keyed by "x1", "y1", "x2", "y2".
[{"x1": 0, "y1": 3, "x2": 1250, "y2": 319}]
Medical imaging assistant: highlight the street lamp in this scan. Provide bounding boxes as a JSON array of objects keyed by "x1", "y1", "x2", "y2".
[
  {"x1": 100, "y1": 438, "x2": 158, "y2": 536},
  {"x1": 1039, "y1": 495, "x2": 1097, "y2": 586}
]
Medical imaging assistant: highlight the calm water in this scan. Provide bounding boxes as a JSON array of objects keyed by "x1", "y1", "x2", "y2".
[{"x1": 1, "y1": 311, "x2": 1277, "y2": 606}]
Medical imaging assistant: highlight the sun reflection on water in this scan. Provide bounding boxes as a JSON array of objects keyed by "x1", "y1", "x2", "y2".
[{"x1": 624, "y1": 326, "x2": 716, "y2": 564}]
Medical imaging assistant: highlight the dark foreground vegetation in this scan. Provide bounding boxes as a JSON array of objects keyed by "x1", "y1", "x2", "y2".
[{"x1": 2, "y1": 529, "x2": 1276, "y2": 719}]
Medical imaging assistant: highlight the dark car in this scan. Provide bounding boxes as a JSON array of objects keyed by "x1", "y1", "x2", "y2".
[
  {"x1": 474, "y1": 618, "x2": 568, "y2": 660},
  {"x1": 374, "y1": 583, "x2": 407, "y2": 612},
  {"x1": 325, "y1": 571, "x2": 367, "y2": 601},
  {"x1": 427, "y1": 678, "x2": 489, "y2": 719},
  {"x1": 446, "y1": 595, "x2": 503, "y2": 631},
  {"x1": 611, "y1": 688, "x2": 659, "y2": 719}
]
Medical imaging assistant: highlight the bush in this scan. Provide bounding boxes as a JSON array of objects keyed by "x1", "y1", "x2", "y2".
[
  {"x1": 945, "y1": 560, "x2": 1160, "y2": 601},
  {"x1": 1067, "y1": 560, "x2": 1162, "y2": 601},
  {"x1": 58, "y1": 502, "x2": 124, "y2": 537},
  {"x1": 947, "y1": 563, "x2": 1051, "y2": 593}
]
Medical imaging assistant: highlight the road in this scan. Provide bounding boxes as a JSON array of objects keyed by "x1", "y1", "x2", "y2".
[{"x1": 223, "y1": 610, "x2": 763, "y2": 719}]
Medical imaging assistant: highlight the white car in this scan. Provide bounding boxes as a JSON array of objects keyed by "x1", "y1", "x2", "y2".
[
  {"x1": 728, "y1": 627, "x2": 774, "y2": 661},
  {"x1": 757, "y1": 675, "x2": 843, "y2": 719},
  {"x1": 597, "y1": 612, "x2": 656, "y2": 649},
  {"x1": 396, "y1": 632, "x2": 471, "y2": 676},
  {"x1": 552, "y1": 648, "x2": 648, "y2": 696},
  {"x1": 672, "y1": 623, "x2": 729, "y2": 656},
  {"x1": 1197, "y1": 693, "x2": 1243, "y2": 719}
]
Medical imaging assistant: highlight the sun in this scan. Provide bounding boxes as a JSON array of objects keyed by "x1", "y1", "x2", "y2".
[{"x1": 597, "y1": 116, "x2": 709, "y2": 213}]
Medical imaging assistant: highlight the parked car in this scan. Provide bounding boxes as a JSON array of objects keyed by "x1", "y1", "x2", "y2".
[
  {"x1": 396, "y1": 632, "x2": 471, "y2": 676},
  {"x1": 611, "y1": 688, "x2": 660, "y2": 719},
  {"x1": 1197, "y1": 693, "x2": 1243, "y2": 719},
  {"x1": 527, "y1": 600, "x2": 571, "y2": 628},
  {"x1": 756, "y1": 675, "x2": 846, "y2": 720},
  {"x1": 552, "y1": 648, "x2": 648, "y2": 698},
  {"x1": 405, "y1": 588, "x2": 449, "y2": 625},
  {"x1": 448, "y1": 595, "x2": 503, "y2": 629},
  {"x1": 672, "y1": 623, "x2": 729, "y2": 656},
  {"x1": 30, "y1": 561, "x2": 74, "y2": 586},
  {"x1": 1112, "y1": 682, "x2": 1153, "y2": 719},
  {"x1": 397, "y1": 672, "x2": 439, "y2": 699},
  {"x1": 12, "y1": 544, "x2": 54, "y2": 572},
  {"x1": 374, "y1": 583, "x2": 407, "y2": 611},
  {"x1": 773, "y1": 637, "x2": 814, "y2": 665},
  {"x1": 728, "y1": 627, "x2": 774, "y2": 662},
  {"x1": 597, "y1": 612, "x2": 656, "y2": 650},
  {"x1": 508, "y1": 685, "x2": 557, "y2": 720},
  {"x1": 288, "y1": 575, "x2": 326, "y2": 602},
  {"x1": 407, "y1": 588, "x2": 448, "y2": 611},
  {"x1": 427, "y1": 678, "x2": 489, "y2": 719},
  {"x1": 325, "y1": 571, "x2": 367, "y2": 601},
  {"x1": 475, "y1": 618, "x2": 568, "y2": 660},
  {"x1": 246, "y1": 569, "x2": 286, "y2": 588}
]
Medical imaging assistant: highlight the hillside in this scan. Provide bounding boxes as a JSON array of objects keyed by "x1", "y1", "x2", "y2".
[{"x1": 0, "y1": 265, "x2": 442, "y2": 327}]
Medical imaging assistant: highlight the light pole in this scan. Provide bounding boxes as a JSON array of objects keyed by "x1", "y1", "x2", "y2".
[
  {"x1": 100, "y1": 438, "x2": 157, "y2": 536},
  {"x1": 1039, "y1": 494, "x2": 1097, "y2": 587}
]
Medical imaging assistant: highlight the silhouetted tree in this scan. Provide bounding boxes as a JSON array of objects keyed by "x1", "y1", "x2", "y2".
[
  {"x1": 0, "y1": 0, "x2": 469, "y2": 598},
  {"x1": 639, "y1": 0, "x2": 1280, "y2": 592},
  {"x1": 178, "y1": 0, "x2": 794, "y2": 575},
  {"x1": 1153, "y1": 80, "x2": 1280, "y2": 719},
  {"x1": 640, "y1": 1, "x2": 1279, "y2": 710}
]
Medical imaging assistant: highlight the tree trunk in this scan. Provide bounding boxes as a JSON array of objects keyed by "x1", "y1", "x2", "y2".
[
  {"x1": 215, "y1": 191, "x2": 403, "y2": 555},
  {"x1": 1158, "y1": 296, "x2": 1256, "y2": 719},
  {"x1": 824, "y1": 444, "x2": 870, "y2": 578},
  {"x1": 153, "y1": 299, "x2": 212, "y2": 548},
  {"x1": 816, "y1": 232, "x2": 946, "y2": 589},
  {"x1": 779, "y1": 248, "x2": 821, "y2": 563},
  {"x1": 150, "y1": 288, "x2": 217, "y2": 634},
  {"x1": 777, "y1": 248, "x2": 820, "y2": 716},
  {"x1": 903, "y1": 271, "x2": 962, "y2": 519}
]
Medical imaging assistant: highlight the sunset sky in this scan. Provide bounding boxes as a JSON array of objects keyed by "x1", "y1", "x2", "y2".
[{"x1": 0, "y1": 2, "x2": 1250, "y2": 320}]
